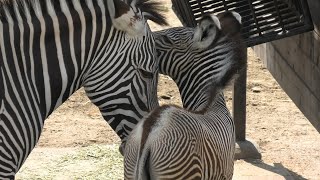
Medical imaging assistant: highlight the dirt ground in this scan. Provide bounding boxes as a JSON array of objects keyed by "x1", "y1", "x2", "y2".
[{"x1": 17, "y1": 1, "x2": 320, "y2": 179}]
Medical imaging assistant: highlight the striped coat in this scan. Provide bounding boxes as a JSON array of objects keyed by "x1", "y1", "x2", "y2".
[
  {"x1": 124, "y1": 11, "x2": 246, "y2": 180},
  {"x1": 0, "y1": 0, "x2": 166, "y2": 178}
]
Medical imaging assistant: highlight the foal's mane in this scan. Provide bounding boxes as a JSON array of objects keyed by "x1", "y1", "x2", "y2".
[{"x1": 0, "y1": 0, "x2": 167, "y2": 26}]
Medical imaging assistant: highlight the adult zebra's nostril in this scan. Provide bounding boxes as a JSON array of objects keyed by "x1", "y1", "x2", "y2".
[{"x1": 139, "y1": 69, "x2": 154, "y2": 79}]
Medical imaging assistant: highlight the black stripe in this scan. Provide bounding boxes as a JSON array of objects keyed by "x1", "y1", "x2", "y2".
[{"x1": 44, "y1": 11, "x2": 62, "y2": 114}]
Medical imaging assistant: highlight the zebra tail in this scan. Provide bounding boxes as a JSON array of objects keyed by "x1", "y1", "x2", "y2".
[
  {"x1": 135, "y1": 147, "x2": 152, "y2": 180},
  {"x1": 135, "y1": 105, "x2": 172, "y2": 180}
]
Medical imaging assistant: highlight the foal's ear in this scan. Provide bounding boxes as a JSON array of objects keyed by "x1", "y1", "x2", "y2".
[
  {"x1": 107, "y1": 0, "x2": 146, "y2": 36},
  {"x1": 231, "y1": 11, "x2": 242, "y2": 24},
  {"x1": 193, "y1": 14, "x2": 221, "y2": 49}
]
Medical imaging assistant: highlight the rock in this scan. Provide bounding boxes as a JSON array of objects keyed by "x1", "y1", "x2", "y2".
[
  {"x1": 160, "y1": 95, "x2": 171, "y2": 100},
  {"x1": 252, "y1": 87, "x2": 262, "y2": 93},
  {"x1": 252, "y1": 103, "x2": 258, "y2": 106},
  {"x1": 235, "y1": 139, "x2": 262, "y2": 160}
]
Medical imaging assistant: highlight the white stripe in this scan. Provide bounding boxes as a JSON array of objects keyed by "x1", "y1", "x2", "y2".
[
  {"x1": 0, "y1": 163, "x2": 12, "y2": 172},
  {"x1": 84, "y1": 28, "x2": 120, "y2": 83},
  {"x1": 0, "y1": 145, "x2": 12, "y2": 160},
  {"x1": 2, "y1": 86, "x2": 26, "y2": 168},
  {"x1": 85, "y1": 0, "x2": 115, "y2": 75},
  {"x1": 0, "y1": 113, "x2": 20, "y2": 164},
  {"x1": 93, "y1": 0, "x2": 107, "y2": 60},
  {"x1": 9, "y1": 3, "x2": 36, "y2": 156},
  {"x1": 87, "y1": 55, "x2": 131, "y2": 89},
  {"x1": 59, "y1": 0, "x2": 79, "y2": 97},
  {"x1": 32, "y1": 0, "x2": 42, "y2": 17},
  {"x1": 0, "y1": 157, "x2": 16, "y2": 171},
  {"x1": 0, "y1": 85, "x2": 4, "y2": 114},
  {"x1": 72, "y1": 0, "x2": 86, "y2": 69},
  {"x1": 33, "y1": 0, "x2": 52, "y2": 116},
  {"x1": 0, "y1": 165, "x2": 15, "y2": 177},
  {"x1": 1, "y1": 13, "x2": 30, "y2": 158},
  {"x1": 47, "y1": 0, "x2": 69, "y2": 110},
  {"x1": 23, "y1": 0, "x2": 43, "y2": 140},
  {"x1": 84, "y1": 0, "x2": 97, "y2": 63},
  {"x1": 23, "y1": 0, "x2": 40, "y2": 103}
]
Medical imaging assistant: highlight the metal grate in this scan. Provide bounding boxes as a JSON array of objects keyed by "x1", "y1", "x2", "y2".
[{"x1": 172, "y1": 0, "x2": 314, "y2": 46}]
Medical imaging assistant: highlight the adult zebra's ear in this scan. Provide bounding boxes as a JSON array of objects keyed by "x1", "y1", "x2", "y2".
[
  {"x1": 192, "y1": 14, "x2": 221, "y2": 50},
  {"x1": 138, "y1": 0, "x2": 168, "y2": 26},
  {"x1": 107, "y1": 0, "x2": 146, "y2": 36}
]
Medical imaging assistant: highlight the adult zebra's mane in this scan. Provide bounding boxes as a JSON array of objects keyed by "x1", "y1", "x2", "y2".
[
  {"x1": 128, "y1": 0, "x2": 167, "y2": 26},
  {"x1": 0, "y1": 0, "x2": 167, "y2": 26}
]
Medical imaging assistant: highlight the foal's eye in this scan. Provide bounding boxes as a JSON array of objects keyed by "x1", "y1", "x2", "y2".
[{"x1": 139, "y1": 69, "x2": 154, "y2": 79}]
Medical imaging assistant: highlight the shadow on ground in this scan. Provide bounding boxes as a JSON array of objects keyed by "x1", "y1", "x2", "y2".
[{"x1": 244, "y1": 159, "x2": 307, "y2": 180}]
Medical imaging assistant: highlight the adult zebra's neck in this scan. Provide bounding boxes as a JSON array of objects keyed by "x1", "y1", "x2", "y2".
[{"x1": 0, "y1": 0, "x2": 111, "y2": 118}]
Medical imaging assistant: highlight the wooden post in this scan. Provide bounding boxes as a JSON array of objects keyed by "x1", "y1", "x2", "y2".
[
  {"x1": 233, "y1": 62, "x2": 247, "y2": 141},
  {"x1": 233, "y1": 55, "x2": 261, "y2": 159}
]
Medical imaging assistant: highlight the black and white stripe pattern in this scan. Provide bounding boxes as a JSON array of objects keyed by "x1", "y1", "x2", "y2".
[
  {"x1": 124, "y1": 11, "x2": 246, "y2": 179},
  {"x1": 0, "y1": 0, "x2": 166, "y2": 178}
]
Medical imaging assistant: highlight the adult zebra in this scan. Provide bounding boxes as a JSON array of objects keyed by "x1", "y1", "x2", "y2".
[
  {"x1": 0, "y1": 0, "x2": 166, "y2": 178},
  {"x1": 124, "y1": 11, "x2": 246, "y2": 179}
]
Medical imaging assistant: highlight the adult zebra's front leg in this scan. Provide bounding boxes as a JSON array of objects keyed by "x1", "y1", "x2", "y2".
[{"x1": 0, "y1": 111, "x2": 43, "y2": 177}]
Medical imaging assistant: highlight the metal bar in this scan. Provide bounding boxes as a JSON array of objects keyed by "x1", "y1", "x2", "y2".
[
  {"x1": 196, "y1": 0, "x2": 205, "y2": 14},
  {"x1": 172, "y1": 0, "x2": 313, "y2": 47},
  {"x1": 247, "y1": 0, "x2": 263, "y2": 36},
  {"x1": 245, "y1": 22, "x2": 311, "y2": 47},
  {"x1": 273, "y1": 0, "x2": 287, "y2": 33},
  {"x1": 222, "y1": 0, "x2": 228, "y2": 10}
]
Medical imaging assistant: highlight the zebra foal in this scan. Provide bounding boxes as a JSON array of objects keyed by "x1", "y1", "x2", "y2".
[
  {"x1": 0, "y1": 0, "x2": 167, "y2": 178},
  {"x1": 124, "y1": 11, "x2": 246, "y2": 179}
]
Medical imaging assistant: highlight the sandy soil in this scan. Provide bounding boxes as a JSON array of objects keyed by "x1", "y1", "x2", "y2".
[{"x1": 16, "y1": 1, "x2": 320, "y2": 179}]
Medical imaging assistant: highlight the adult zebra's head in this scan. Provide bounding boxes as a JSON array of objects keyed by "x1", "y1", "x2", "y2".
[
  {"x1": 83, "y1": 0, "x2": 167, "y2": 141},
  {"x1": 155, "y1": 11, "x2": 246, "y2": 111}
]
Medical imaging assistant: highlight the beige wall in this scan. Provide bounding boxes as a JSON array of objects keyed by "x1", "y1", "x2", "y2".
[{"x1": 253, "y1": 0, "x2": 320, "y2": 132}]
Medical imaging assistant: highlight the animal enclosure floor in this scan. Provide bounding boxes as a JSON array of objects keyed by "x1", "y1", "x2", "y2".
[
  {"x1": 16, "y1": 50, "x2": 320, "y2": 180},
  {"x1": 16, "y1": 146, "x2": 309, "y2": 180},
  {"x1": 234, "y1": 160, "x2": 296, "y2": 180}
]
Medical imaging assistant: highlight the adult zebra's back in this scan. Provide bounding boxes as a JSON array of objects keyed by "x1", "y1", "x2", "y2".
[
  {"x1": 124, "y1": 11, "x2": 246, "y2": 179},
  {"x1": 0, "y1": 0, "x2": 166, "y2": 178}
]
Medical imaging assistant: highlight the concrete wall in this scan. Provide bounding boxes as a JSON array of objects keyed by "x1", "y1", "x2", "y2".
[{"x1": 253, "y1": 0, "x2": 320, "y2": 132}]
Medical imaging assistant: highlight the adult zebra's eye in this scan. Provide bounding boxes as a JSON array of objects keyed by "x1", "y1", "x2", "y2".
[{"x1": 139, "y1": 69, "x2": 154, "y2": 79}]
